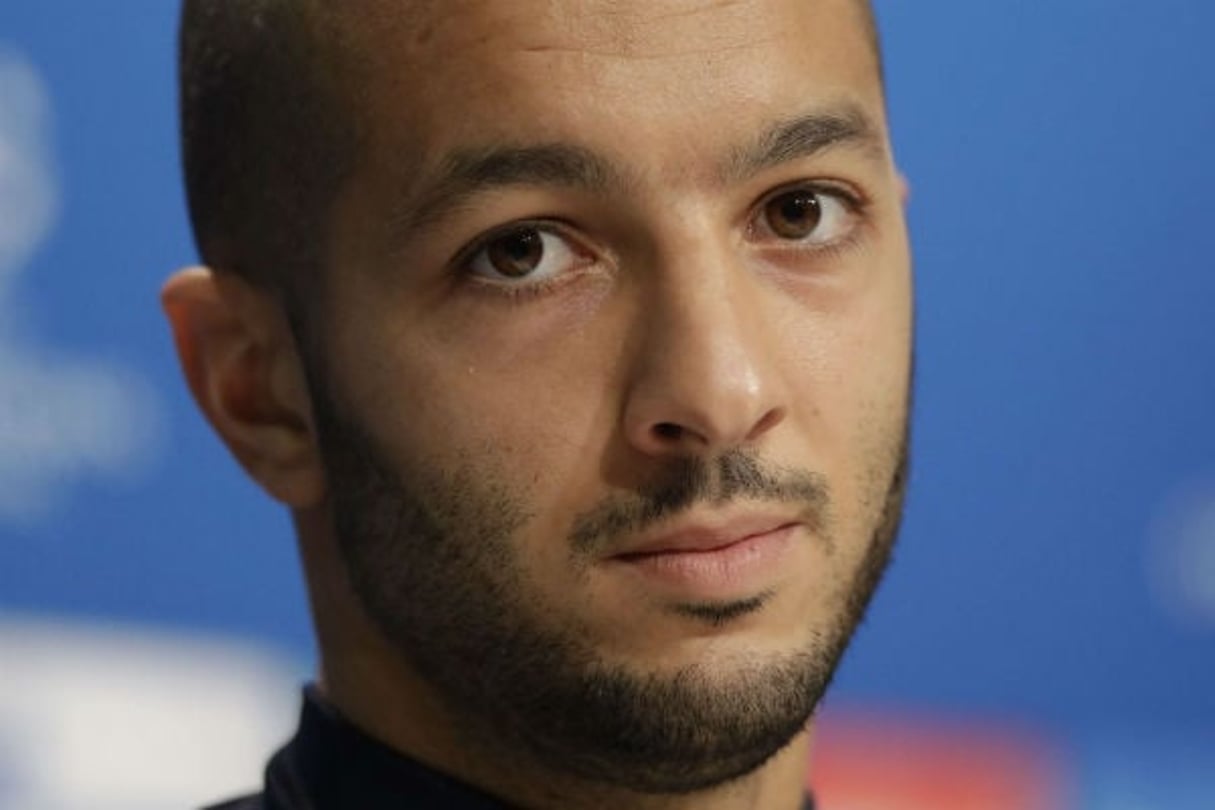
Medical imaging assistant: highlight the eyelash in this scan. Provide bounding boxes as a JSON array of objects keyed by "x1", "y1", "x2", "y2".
[
  {"x1": 749, "y1": 181, "x2": 869, "y2": 247},
  {"x1": 448, "y1": 218, "x2": 594, "y2": 301}
]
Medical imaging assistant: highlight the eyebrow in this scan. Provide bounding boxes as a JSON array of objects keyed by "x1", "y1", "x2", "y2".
[
  {"x1": 387, "y1": 102, "x2": 886, "y2": 246},
  {"x1": 724, "y1": 102, "x2": 887, "y2": 184},
  {"x1": 388, "y1": 143, "x2": 621, "y2": 242}
]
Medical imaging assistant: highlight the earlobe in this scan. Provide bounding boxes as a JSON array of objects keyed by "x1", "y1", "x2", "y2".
[{"x1": 161, "y1": 266, "x2": 326, "y2": 508}]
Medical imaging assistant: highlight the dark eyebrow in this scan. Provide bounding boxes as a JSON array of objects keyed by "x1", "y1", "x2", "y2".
[
  {"x1": 724, "y1": 103, "x2": 887, "y2": 183},
  {"x1": 387, "y1": 103, "x2": 885, "y2": 248},
  {"x1": 388, "y1": 143, "x2": 622, "y2": 243}
]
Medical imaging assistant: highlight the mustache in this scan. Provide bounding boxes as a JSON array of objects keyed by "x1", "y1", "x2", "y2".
[{"x1": 569, "y1": 450, "x2": 830, "y2": 555}]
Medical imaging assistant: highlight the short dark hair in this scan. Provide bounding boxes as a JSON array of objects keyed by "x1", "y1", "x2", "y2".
[
  {"x1": 178, "y1": 1, "x2": 881, "y2": 294},
  {"x1": 179, "y1": 0, "x2": 357, "y2": 292}
]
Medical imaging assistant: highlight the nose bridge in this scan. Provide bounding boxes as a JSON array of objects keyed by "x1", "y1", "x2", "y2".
[
  {"x1": 659, "y1": 258, "x2": 763, "y2": 398},
  {"x1": 623, "y1": 232, "x2": 788, "y2": 455}
]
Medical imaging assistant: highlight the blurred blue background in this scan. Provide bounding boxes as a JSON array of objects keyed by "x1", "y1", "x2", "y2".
[{"x1": 1, "y1": 1, "x2": 1212, "y2": 807}]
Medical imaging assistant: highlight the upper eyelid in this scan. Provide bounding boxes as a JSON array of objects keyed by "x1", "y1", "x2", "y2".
[
  {"x1": 753, "y1": 179, "x2": 866, "y2": 211},
  {"x1": 749, "y1": 181, "x2": 868, "y2": 231},
  {"x1": 747, "y1": 183, "x2": 868, "y2": 250},
  {"x1": 450, "y1": 218, "x2": 583, "y2": 270}
]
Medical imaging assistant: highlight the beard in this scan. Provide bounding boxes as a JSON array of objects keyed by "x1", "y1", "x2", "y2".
[{"x1": 309, "y1": 381, "x2": 908, "y2": 795}]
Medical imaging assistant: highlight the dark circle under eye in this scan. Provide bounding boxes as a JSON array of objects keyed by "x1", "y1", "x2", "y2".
[
  {"x1": 764, "y1": 190, "x2": 823, "y2": 239},
  {"x1": 486, "y1": 228, "x2": 544, "y2": 277}
]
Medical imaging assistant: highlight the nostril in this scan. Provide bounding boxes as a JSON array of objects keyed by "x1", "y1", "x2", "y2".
[
  {"x1": 747, "y1": 407, "x2": 787, "y2": 440},
  {"x1": 653, "y1": 423, "x2": 683, "y2": 441}
]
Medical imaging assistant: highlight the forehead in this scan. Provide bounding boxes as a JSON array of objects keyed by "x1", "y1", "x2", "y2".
[
  {"x1": 344, "y1": 0, "x2": 872, "y2": 58},
  {"x1": 331, "y1": 0, "x2": 884, "y2": 184}
]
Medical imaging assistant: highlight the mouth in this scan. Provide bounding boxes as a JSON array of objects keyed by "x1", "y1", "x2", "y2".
[{"x1": 608, "y1": 518, "x2": 803, "y2": 599}]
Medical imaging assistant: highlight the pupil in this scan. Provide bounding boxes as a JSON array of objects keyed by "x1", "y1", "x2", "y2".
[
  {"x1": 489, "y1": 229, "x2": 544, "y2": 277},
  {"x1": 769, "y1": 191, "x2": 821, "y2": 238}
]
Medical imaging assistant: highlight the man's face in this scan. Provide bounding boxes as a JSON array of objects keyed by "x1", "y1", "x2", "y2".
[{"x1": 305, "y1": 0, "x2": 910, "y2": 793}]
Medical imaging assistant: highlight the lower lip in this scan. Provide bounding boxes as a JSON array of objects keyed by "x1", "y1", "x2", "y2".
[{"x1": 611, "y1": 525, "x2": 799, "y2": 597}]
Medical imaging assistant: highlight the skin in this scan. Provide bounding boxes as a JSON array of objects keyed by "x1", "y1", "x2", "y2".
[{"x1": 163, "y1": 1, "x2": 911, "y2": 808}]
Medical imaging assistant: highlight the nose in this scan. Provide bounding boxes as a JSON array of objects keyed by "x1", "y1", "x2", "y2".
[{"x1": 621, "y1": 247, "x2": 789, "y2": 458}]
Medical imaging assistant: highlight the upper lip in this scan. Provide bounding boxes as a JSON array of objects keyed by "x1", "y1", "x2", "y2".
[{"x1": 611, "y1": 512, "x2": 801, "y2": 559}]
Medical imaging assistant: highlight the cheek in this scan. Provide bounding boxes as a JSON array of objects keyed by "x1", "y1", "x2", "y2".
[
  {"x1": 328, "y1": 280, "x2": 605, "y2": 444},
  {"x1": 366, "y1": 361, "x2": 588, "y2": 486},
  {"x1": 330, "y1": 320, "x2": 614, "y2": 563},
  {"x1": 830, "y1": 351, "x2": 908, "y2": 576},
  {"x1": 792, "y1": 259, "x2": 911, "y2": 547},
  {"x1": 785, "y1": 280, "x2": 910, "y2": 436}
]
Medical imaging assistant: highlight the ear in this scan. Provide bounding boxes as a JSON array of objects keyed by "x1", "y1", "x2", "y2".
[
  {"x1": 896, "y1": 169, "x2": 911, "y2": 205},
  {"x1": 161, "y1": 266, "x2": 326, "y2": 508}
]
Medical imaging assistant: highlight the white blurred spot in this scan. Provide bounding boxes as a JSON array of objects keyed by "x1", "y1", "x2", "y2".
[
  {"x1": 0, "y1": 46, "x2": 163, "y2": 524},
  {"x1": 1147, "y1": 476, "x2": 1215, "y2": 632},
  {"x1": 0, "y1": 615, "x2": 301, "y2": 810},
  {"x1": 0, "y1": 49, "x2": 56, "y2": 292}
]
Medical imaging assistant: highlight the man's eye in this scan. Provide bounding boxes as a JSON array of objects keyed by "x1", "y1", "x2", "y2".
[
  {"x1": 758, "y1": 187, "x2": 856, "y2": 245},
  {"x1": 467, "y1": 226, "x2": 584, "y2": 282}
]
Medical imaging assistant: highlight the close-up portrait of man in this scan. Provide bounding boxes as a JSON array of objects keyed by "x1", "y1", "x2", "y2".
[
  {"x1": 163, "y1": 0, "x2": 910, "y2": 807},
  {"x1": 7, "y1": 0, "x2": 1215, "y2": 806}
]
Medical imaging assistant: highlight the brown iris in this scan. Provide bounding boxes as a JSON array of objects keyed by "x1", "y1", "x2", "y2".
[
  {"x1": 763, "y1": 190, "x2": 823, "y2": 240},
  {"x1": 486, "y1": 228, "x2": 545, "y2": 278}
]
